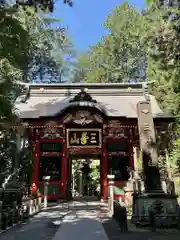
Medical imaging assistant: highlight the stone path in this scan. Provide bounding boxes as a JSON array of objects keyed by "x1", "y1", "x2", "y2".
[
  {"x1": 52, "y1": 201, "x2": 109, "y2": 240},
  {"x1": 1, "y1": 201, "x2": 179, "y2": 240},
  {"x1": 0, "y1": 201, "x2": 109, "y2": 240},
  {"x1": 0, "y1": 203, "x2": 69, "y2": 240}
]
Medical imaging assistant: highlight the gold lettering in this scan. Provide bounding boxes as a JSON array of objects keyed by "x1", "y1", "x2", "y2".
[
  {"x1": 80, "y1": 132, "x2": 88, "y2": 145},
  {"x1": 144, "y1": 123, "x2": 150, "y2": 131},
  {"x1": 89, "y1": 132, "x2": 97, "y2": 144},
  {"x1": 70, "y1": 133, "x2": 79, "y2": 144}
]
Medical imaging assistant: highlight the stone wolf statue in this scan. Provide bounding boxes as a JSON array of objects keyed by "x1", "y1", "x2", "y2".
[{"x1": 126, "y1": 166, "x2": 140, "y2": 180}]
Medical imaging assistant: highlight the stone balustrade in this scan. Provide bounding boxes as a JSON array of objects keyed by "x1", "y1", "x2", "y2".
[{"x1": 0, "y1": 196, "x2": 42, "y2": 233}]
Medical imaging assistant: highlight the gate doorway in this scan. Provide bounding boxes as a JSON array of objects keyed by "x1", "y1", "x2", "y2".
[{"x1": 68, "y1": 155, "x2": 101, "y2": 200}]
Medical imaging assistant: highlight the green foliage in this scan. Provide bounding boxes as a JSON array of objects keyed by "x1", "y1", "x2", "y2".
[
  {"x1": 0, "y1": 0, "x2": 73, "y2": 13},
  {"x1": 0, "y1": 6, "x2": 73, "y2": 123},
  {"x1": 72, "y1": 52, "x2": 91, "y2": 82},
  {"x1": 174, "y1": 177, "x2": 180, "y2": 202},
  {"x1": 0, "y1": 7, "x2": 29, "y2": 69},
  {"x1": 73, "y1": 2, "x2": 180, "y2": 187},
  {"x1": 168, "y1": 127, "x2": 180, "y2": 173},
  {"x1": 76, "y1": 3, "x2": 148, "y2": 83},
  {"x1": 146, "y1": 7, "x2": 180, "y2": 112},
  {"x1": 90, "y1": 160, "x2": 100, "y2": 183},
  {"x1": 144, "y1": 6, "x2": 180, "y2": 179},
  {"x1": 0, "y1": 7, "x2": 28, "y2": 129},
  {"x1": 145, "y1": 0, "x2": 153, "y2": 5},
  {"x1": 13, "y1": 7, "x2": 74, "y2": 83},
  {"x1": 0, "y1": 5, "x2": 74, "y2": 189}
]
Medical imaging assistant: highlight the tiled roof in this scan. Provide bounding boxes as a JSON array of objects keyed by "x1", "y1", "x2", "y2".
[{"x1": 14, "y1": 83, "x2": 167, "y2": 119}]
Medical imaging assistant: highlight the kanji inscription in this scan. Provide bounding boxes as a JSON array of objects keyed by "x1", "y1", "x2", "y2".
[
  {"x1": 137, "y1": 101, "x2": 158, "y2": 166},
  {"x1": 66, "y1": 129, "x2": 102, "y2": 148}
]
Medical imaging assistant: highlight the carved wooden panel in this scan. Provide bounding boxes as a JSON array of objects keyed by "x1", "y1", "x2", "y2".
[
  {"x1": 63, "y1": 111, "x2": 103, "y2": 125},
  {"x1": 68, "y1": 148, "x2": 101, "y2": 155},
  {"x1": 105, "y1": 121, "x2": 125, "y2": 138},
  {"x1": 40, "y1": 121, "x2": 64, "y2": 139},
  {"x1": 137, "y1": 101, "x2": 158, "y2": 165}
]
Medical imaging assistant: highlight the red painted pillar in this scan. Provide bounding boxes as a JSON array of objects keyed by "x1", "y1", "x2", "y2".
[
  {"x1": 129, "y1": 128, "x2": 134, "y2": 169},
  {"x1": 33, "y1": 129, "x2": 40, "y2": 185},
  {"x1": 60, "y1": 139, "x2": 68, "y2": 199},
  {"x1": 101, "y1": 140, "x2": 108, "y2": 200}
]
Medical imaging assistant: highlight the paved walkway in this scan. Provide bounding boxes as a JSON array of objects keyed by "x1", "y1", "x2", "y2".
[
  {"x1": 2, "y1": 201, "x2": 179, "y2": 240},
  {"x1": 52, "y1": 201, "x2": 109, "y2": 240},
  {"x1": 0, "y1": 203, "x2": 69, "y2": 240},
  {"x1": 0, "y1": 201, "x2": 109, "y2": 240}
]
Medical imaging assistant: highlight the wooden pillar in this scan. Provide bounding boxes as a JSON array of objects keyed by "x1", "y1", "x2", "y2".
[
  {"x1": 129, "y1": 128, "x2": 134, "y2": 169},
  {"x1": 101, "y1": 140, "x2": 108, "y2": 200},
  {"x1": 33, "y1": 129, "x2": 40, "y2": 185},
  {"x1": 60, "y1": 139, "x2": 68, "y2": 199}
]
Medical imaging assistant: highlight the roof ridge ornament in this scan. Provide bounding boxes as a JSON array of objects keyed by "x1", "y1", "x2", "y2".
[{"x1": 70, "y1": 88, "x2": 97, "y2": 103}]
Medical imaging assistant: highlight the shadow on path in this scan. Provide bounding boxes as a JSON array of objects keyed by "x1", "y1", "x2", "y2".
[
  {"x1": 102, "y1": 218, "x2": 180, "y2": 240},
  {"x1": 53, "y1": 213, "x2": 109, "y2": 240},
  {"x1": 0, "y1": 205, "x2": 69, "y2": 240}
]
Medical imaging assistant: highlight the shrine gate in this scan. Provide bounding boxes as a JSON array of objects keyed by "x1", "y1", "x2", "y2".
[{"x1": 15, "y1": 83, "x2": 171, "y2": 200}]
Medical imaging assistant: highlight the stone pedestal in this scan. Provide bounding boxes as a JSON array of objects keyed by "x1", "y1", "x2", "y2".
[
  {"x1": 134, "y1": 100, "x2": 179, "y2": 228},
  {"x1": 132, "y1": 192, "x2": 179, "y2": 227}
]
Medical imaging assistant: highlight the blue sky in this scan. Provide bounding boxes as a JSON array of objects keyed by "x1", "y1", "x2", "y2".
[{"x1": 52, "y1": 0, "x2": 146, "y2": 51}]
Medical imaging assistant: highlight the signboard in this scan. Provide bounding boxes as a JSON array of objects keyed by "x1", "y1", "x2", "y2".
[
  {"x1": 67, "y1": 129, "x2": 102, "y2": 148},
  {"x1": 40, "y1": 142, "x2": 62, "y2": 152}
]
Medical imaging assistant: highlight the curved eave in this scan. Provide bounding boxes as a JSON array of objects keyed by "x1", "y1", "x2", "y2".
[
  {"x1": 54, "y1": 101, "x2": 108, "y2": 117},
  {"x1": 15, "y1": 88, "x2": 169, "y2": 120}
]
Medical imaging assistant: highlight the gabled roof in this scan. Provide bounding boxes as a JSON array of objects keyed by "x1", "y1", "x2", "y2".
[{"x1": 14, "y1": 83, "x2": 168, "y2": 119}]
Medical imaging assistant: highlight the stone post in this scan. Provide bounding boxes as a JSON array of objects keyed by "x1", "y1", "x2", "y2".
[
  {"x1": 72, "y1": 172, "x2": 75, "y2": 197},
  {"x1": 107, "y1": 175, "x2": 115, "y2": 217},
  {"x1": 137, "y1": 101, "x2": 162, "y2": 192},
  {"x1": 79, "y1": 172, "x2": 83, "y2": 196},
  {"x1": 137, "y1": 101, "x2": 158, "y2": 167},
  {"x1": 0, "y1": 199, "x2": 2, "y2": 230},
  {"x1": 161, "y1": 181, "x2": 167, "y2": 193},
  {"x1": 44, "y1": 182, "x2": 49, "y2": 208},
  {"x1": 133, "y1": 146, "x2": 138, "y2": 171},
  {"x1": 43, "y1": 176, "x2": 50, "y2": 209}
]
